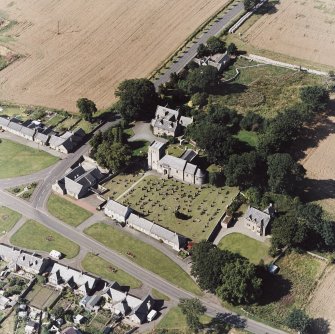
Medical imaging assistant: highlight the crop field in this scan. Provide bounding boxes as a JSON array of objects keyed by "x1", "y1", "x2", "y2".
[
  {"x1": 0, "y1": 0, "x2": 229, "y2": 111},
  {"x1": 241, "y1": 0, "x2": 335, "y2": 69}
]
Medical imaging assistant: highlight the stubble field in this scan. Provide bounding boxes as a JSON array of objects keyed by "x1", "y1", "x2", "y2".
[
  {"x1": 242, "y1": 0, "x2": 335, "y2": 69},
  {"x1": 0, "y1": 0, "x2": 228, "y2": 111}
]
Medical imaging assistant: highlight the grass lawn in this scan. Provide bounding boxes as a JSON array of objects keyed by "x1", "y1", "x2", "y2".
[
  {"x1": 218, "y1": 233, "x2": 271, "y2": 265},
  {"x1": 244, "y1": 251, "x2": 326, "y2": 329},
  {"x1": 47, "y1": 194, "x2": 92, "y2": 227},
  {"x1": 0, "y1": 139, "x2": 58, "y2": 178},
  {"x1": 235, "y1": 130, "x2": 258, "y2": 148},
  {"x1": 212, "y1": 57, "x2": 325, "y2": 118},
  {"x1": 55, "y1": 116, "x2": 80, "y2": 131},
  {"x1": 152, "y1": 288, "x2": 170, "y2": 301},
  {"x1": 81, "y1": 253, "x2": 142, "y2": 289},
  {"x1": 11, "y1": 220, "x2": 80, "y2": 258},
  {"x1": 158, "y1": 306, "x2": 211, "y2": 333},
  {"x1": 0, "y1": 105, "x2": 28, "y2": 120},
  {"x1": 120, "y1": 175, "x2": 239, "y2": 241},
  {"x1": 85, "y1": 222, "x2": 202, "y2": 295},
  {"x1": 103, "y1": 172, "x2": 144, "y2": 200},
  {"x1": 75, "y1": 119, "x2": 95, "y2": 134},
  {"x1": 166, "y1": 144, "x2": 185, "y2": 158},
  {"x1": 0, "y1": 206, "x2": 21, "y2": 233},
  {"x1": 45, "y1": 114, "x2": 66, "y2": 127}
]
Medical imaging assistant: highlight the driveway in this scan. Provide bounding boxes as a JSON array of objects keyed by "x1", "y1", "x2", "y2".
[{"x1": 128, "y1": 121, "x2": 167, "y2": 144}]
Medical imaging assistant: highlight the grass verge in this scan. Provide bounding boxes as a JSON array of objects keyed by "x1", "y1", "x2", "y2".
[
  {"x1": 85, "y1": 222, "x2": 202, "y2": 295},
  {"x1": 10, "y1": 220, "x2": 79, "y2": 258},
  {"x1": 0, "y1": 206, "x2": 21, "y2": 233},
  {"x1": 47, "y1": 194, "x2": 92, "y2": 227},
  {"x1": 81, "y1": 253, "x2": 142, "y2": 289}
]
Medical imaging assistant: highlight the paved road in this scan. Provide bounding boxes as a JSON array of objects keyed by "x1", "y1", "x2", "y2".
[
  {"x1": 0, "y1": 189, "x2": 286, "y2": 334},
  {"x1": 154, "y1": 0, "x2": 244, "y2": 88}
]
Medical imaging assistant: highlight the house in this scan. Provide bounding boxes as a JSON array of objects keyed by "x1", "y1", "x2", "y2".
[
  {"x1": 0, "y1": 296, "x2": 9, "y2": 310},
  {"x1": 148, "y1": 141, "x2": 206, "y2": 186},
  {"x1": 34, "y1": 131, "x2": 50, "y2": 146},
  {"x1": 0, "y1": 243, "x2": 51, "y2": 275},
  {"x1": 25, "y1": 320, "x2": 39, "y2": 334},
  {"x1": 52, "y1": 156, "x2": 107, "y2": 199},
  {"x1": 127, "y1": 213, "x2": 187, "y2": 251},
  {"x1": 128, "y1": 295, "x2": 154, "y2": 324},
  {"x1": 61, "y1": 328, "x2": 82, "y2": 334},
  {"x1": 193, "y1": 51, "x2": 230, "y2": 72},
  {"x1": 74, "y1": 314, "x2": 85, "y2": 325},
  {"x1": 20, "y1": 125, "x2": 36, "y2": 141},
  {"x1": 79, "y1": 294, "x2": 101, "y2": 312},
  {"x1": 104, "y1": 200, "x2": 132, "y2": 223},
  {"x1": 7, "y1": 118, "x2": 23, "y2": 136},
  {"x1": 221, "y1": 213, "x2": 233, "y2": 229},
  {"x1": 151, "y1": 106, "x2": 193, "y2": 137},
  {"x1": 48, "y1": 263, "x2": 98, "y2": 295},
  {"x1": 0, "y1": 116, "x2": 10, "y2": 130},
  {"x1": 49, "y1": 128, "x2": 85, "y2": 154},
  {"x1": 243, "y1": 205, "x2": 274, "y2": 236}
]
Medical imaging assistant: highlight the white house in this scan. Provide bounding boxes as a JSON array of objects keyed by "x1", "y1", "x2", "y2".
[{"x1": 104, "y1": 200, "x2": 132, "y2": 223}]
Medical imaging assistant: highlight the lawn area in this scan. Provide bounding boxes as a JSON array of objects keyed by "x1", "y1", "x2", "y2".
[
  {"x1": 103, "y1": 172, "x2": 145, "y2": 200},
  {"x1": 218, "y1": 233, "x2": 271, "y2": 265},
  {"x1": 235, "y1": 130, "x2": 258, "y2": 148},
  {"x1": 81, "y1": 253, "x2": 142, "y2": 289},
  {"x1": 0, "y1": 139, "x2": 58, "y2": 178},
  {"x1": 85, "y1": 222, "x2": 202, "y2": 295},
  {"x1": 166, "y1": 144, "x2": 185, "y2": 158},
  {"x1": 157, "y1": 306, "x2": 211, "y2": 333},
  {"x1": 0, "y1": 206, "x2": 21, "y2": 233},
  {"x1": 55, "y1": 116, "x2": 80, "y2": 131},
  {"x1": 47, "y1": 194, "x2": 92, "y2": 227},
  {"x1": 152, "y1": 288, "x2": 170, "y2": 301},
  {"x1": 0, "y1": 105, "x2": 30, "y2": 121},
  {"x1": 11, "y1": 220, "x2": 80, "y2": 258},
  {"x1": 120, "y1": 175, "x2": 239, "y2": 241},
  {"x1": 213, "y1": 57, "x2": 325, "y2": 118},
  {"x1": 75, "y1": 119, "x2": 95, "y2": 134},
  {"x1": 45, "y1": 114, "x2": 66, "y2": 127},
  {"x1": 244, "y1": 251, "x2": 326, "y2": 329}
]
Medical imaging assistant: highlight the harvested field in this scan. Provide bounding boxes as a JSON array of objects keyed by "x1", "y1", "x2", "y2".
[
  {"x1": 308, "y1": 265, "x2": 335, "y2": 334},
  {"x1": 242, "y1": 0, "x2": 335, "y2": 69},
  {"x1": 0, "y1": 0, "x2": 229, "y2": 111}
]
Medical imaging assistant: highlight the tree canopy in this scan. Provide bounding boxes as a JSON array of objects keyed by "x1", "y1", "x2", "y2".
[
  {"x1": 76, "y1": 98, "x2": 97, "y2": 122},
  {"x1": 115, "y1": 78, "x2": 158, "y2": 122},
  {"x1": 206, "y1": 36, "x2": 226, "y2": 55},
  {"x1": 244, "y1": 0, "x2": 260, "y2": 11},
  {"x1": 300, "y1": 86, "x2": 329, "y2": 111},
  {"x1": 286, "y1": 308, "x2": 312, "y2": 334},
  {"x1": 178, "y1": 298, "x2": 207, "y2": 333}
]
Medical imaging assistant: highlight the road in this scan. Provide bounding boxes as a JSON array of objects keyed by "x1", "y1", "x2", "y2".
[{"x1": 154, "y1": 0, "x2": 245, "y2": 88}]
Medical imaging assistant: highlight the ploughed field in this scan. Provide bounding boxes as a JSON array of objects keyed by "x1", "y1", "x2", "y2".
[{"x1": 0, "y1": 0, "x2": 228, "y2": 111}]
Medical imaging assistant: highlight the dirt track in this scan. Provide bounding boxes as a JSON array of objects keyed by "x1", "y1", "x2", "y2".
[
  {"x1": 0, "y1": 0, "x2": 228, "y2": 111},
  {"x1": 243, "y1": 0, "x2": 335, "y2": 69}
]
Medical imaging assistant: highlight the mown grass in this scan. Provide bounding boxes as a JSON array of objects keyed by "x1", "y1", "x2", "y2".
[
  {"x1": 85, "y1": 222, "x2": 202, "y2": 295},
  {"x1": 157, "y1": 307, "x2": 212, "y2": 333},
  {"x1": 235, "y1": 130, "x2": 258, "y2": 148},
  {"x1": 81, "y1": 253, "x2": 142, "y2": 289},
  {"x1": 0, "y1": 139, "x2": 58, "y2": 178},
  {"x1": 120, "y1": 175, "x2": 239, "y2": 241},
  {"x1": 218, "y1": 233, "x2": 271, "y2": 265},
  {"x1": 11, "y1": 220, "x2": 79, "y2": 258},
  {"x1": 0, "y1": 206, "x2": 21, "y2": 233},
  {"x1": 47, "y1": 194, "x2": 92, "y2": 227},
  {"x1": 151, "y1": 288, "x2": 170, "y2": 301}
]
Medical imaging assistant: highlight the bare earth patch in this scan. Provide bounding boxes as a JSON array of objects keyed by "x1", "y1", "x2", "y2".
[
  {"x1": 0, "y1": 0, "x2": 228, "y2": 111},
  {"x1": 243, "y1": 0, "x2": 335, "y2": 68},
  {"x1": 308, "y1": 265, "x2": 335, "y2": 334}
]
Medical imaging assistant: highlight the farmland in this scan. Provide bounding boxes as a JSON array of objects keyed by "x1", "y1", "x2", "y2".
[
  {"x1": 240, "y1": 0, "x2": 335, "y2": 70},
  {"x1": 0, "y1": 0, "x2": 229, "y2": 111}
]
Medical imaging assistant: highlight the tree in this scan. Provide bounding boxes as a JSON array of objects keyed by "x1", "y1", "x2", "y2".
[
  {"x1": 197, "y1": 43, "x2": 208, "y2": 58},
  {"x1": 286, "y1": 308, "x2": 312, "y2": 334},
  {"x1": 178, "y1": 298, "x2": 206, "y2": 333},
  {"x1": 300, "y1": 86, "x2": 329, "y2": 111},
  {"x1": 216, "y1": 257, "x2": 262, "y2": 305},
  {"x1": 267, "y1": 153, "x2": 305, "y2": 194},
  {"x1": 76, "y1": 98, "x2": 97, "y2": 122},
  {"x1": 224, "y1": 152, "x2": 264, "y2": 189},
  {"x1": 244, "y1": 0, "x2": 260, "y2": 11},
  {"x1": 115, "y1": 78, "x2": 158, "y2": 122},
  {"x1": 52, "y1": 306, "x2": 65, "y2": 319},
  {"x1": 179, "y1": 66, "x2": 220, "y2": 94},
  {"x1": 240, "y1": 111, "x2": 264, "y2": 131},
  {"x1": 191, "y1": 92, "x2": 208, "y2": 108},
  {"x1": 95, "y1": 142, "x2": 131, "y2": 172},
  {"x1": 227, "y1": 42, "x2": 237, "y2": 56},
  {"x1": 206, "y1": 36, "x2": 226, "y2": 55}
]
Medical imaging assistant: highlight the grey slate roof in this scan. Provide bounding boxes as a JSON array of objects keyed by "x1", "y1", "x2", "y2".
[
  {"x1": 180, "y1": 149, "x2": 197, "y2": 162},
  {"x1": 155, "y1": 105, "x2": 179, "y2": 120},
  {"x1": 34, "y1": 131, "x2": 50, "y2": 144},
  {"x1": 49, "y1": 135, "x2": 66, "y2": 148},
  {"x1": 244, "y1": 207, "x2": 271, "y2": 229},
  {"x1": 8, "y1": 120, "x2": 22, "y2": 132},
  {"x1": 184, "y1": 163, "x2": 197, "y2": 175},
  {"x1": 0, "y1": 116, "x2": 10, "y2": 127},
  {"x1": 150, "y1": 141, "x2": 166, "y2": 150},
  {"x1": 21, "y1": 126, "x2": 36, "y2": 137},
  {"x1": 179, "y1": 116, "x2": 193, "y2": 127},
  {"x1": 127, "y1": 214, "x2": 154, "y2": 232},
  {"x1": 105, "y1": 200, "x2": 130, "y2": 218},
  {"x1": 129, "y1": 294, "x2": 153, "y2": 323},
  {"x1": 159, "y1": 154, "x2": 187, "y2": 172}
]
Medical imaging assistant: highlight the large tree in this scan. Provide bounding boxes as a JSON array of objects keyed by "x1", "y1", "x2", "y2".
[
  {"x1": 115, "y1": 78, "x2": 158, "y2": 122},
  {"x1": 244, "y1": 0, "x2": 260, "y2": 11},
  {"x1": 267, "y1": 153, "x2": 305, "y2": 194},
  {"x1": 95, "y1": 142, "x2": 131, "y2": 172},
  {"x1": 216, "y1": 257, "x2": 262, "y2": 305},
  {"x1": 76, "y1": 98, "x2": 97, "y2": 122},
  {"x1": 286, "y1": 308, "x2": 312, "y2": 334},
  {"x1": 300, "y1": 86, "x2": 329, "y2": 111},
  {"x1": 206, "y1": 36, "x2": 226, "y2": 55},
  {"x1": 178, "y1": 298, "x2": 206, "y2": 333}
]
